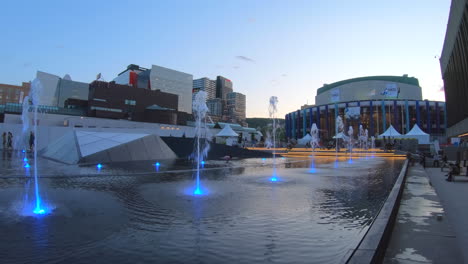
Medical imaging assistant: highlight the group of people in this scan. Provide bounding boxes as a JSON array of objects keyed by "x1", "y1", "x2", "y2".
[
  {"x1": 2, "y1": 131, "x2": 13, "y2": 150},
  {"x1": 1, "y1": 131, "x2": 35, "y2": 151}
]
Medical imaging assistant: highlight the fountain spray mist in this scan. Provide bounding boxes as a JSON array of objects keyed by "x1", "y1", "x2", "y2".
[
  {"x1": 269, "y1": 96, "x2": 278, "y2": 181},
  {"x1": 192, "y1": 91, "x2": 210, "y2": 195}
]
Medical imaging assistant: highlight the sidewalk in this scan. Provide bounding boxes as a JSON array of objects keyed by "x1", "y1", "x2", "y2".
[
  {"x1": 426, "y1": 167, "x2": 468, "y2": 263},
  {"x1": 383, "y1": 164, "x2": 464, "y2": 263}
]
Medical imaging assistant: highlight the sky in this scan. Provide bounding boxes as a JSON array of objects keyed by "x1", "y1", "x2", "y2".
[{"x1": 0, "y1": 0, "x2": 451, "y2": 118}]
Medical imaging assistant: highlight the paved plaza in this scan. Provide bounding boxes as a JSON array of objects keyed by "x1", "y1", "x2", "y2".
[{"x1": 384, "y1": 164, "x2": 468, "y2": 264}]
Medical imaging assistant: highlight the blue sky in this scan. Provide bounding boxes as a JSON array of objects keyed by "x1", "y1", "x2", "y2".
[{"x1": 0, "y1": 0, "x2": 450, "y2": 118}]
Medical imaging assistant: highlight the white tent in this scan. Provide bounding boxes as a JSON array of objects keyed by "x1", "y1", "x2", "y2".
[
  {"x1": 297, "y1": 134, "x2": 312, "y2": 145},
  {"x1": 378, "y1": 125, "x2": 402, "y2": 138},
  {"x1": 403, "y1": 124, "x2": 430, "y2": 144},
  {"x1": 216, "y1": 124, "x2": 239, "y2": 137},
  {"x1": 332, "y1": 132, "x2": 347, "y2": 139},
  {"x1": 216, "y1": 124, "x2": 239, "y2": 146}
]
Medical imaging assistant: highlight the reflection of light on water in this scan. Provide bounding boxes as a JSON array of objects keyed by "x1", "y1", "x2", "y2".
[
  {"x1": 23, "y1": 157, "x2": 28, "y2": 162},
  {"x1": 96, "y1": 163, "x2": 103, "y2": 170},
  {"x1": 270, "y1": 177, "x2": 278, "y2": 182},
  {"x1": 33, "y1": 208, "x2": 45, "y2": 215},
  {"x1": 348, "y1": 158, "x2": 353, "y2": 164},
  {"x1": 184, "y1": 185, "x2": 208, "y2": 196},
  {"x1": 24, "y1": 163, "x2": 30, "y2": 168}
]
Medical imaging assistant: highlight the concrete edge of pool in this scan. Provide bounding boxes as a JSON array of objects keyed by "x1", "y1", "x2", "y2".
[{"x1": 345, "y1": 159, "x2": 409, "y2": 264}]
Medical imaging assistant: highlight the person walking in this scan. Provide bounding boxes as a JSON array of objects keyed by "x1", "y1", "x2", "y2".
[
  {"x1": 7, "y1": 132, "x2": 13, "y2": 150},
  {"x1": 2, "y1": 132, "x2": 6, "y2": 149},
  {"x1": 29, "y1": 131, "x2": 35, "y2": 152}
]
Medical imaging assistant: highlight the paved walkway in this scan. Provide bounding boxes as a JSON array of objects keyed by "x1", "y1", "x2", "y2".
[{"x1": 383, "y1": 164, "x2": 465, "y2": 263}]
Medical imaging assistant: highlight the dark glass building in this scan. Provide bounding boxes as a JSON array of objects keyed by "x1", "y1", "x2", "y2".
[{"x1": 440, "y1": 0, "x2": 468, "y2": 138}]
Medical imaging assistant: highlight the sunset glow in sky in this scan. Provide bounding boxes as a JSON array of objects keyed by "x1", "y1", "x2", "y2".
[{"x1": 0, "y1": 0, "x2": 451, "y2": 118}]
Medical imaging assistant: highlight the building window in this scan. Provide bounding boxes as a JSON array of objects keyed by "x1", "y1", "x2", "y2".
[
  {"x1": 90, "y1": 106, "x2": 122, "y2": 113},
  {"x1": 93, "y1": 98, "x2": 107, "y2": 102},
  {"x1": 125, "y1": 99, "x2": 136, "y2": 106}
]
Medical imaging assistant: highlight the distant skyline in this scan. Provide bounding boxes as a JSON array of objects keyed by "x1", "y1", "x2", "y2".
[{"x1": 0, "y1": 0, "x2": 451, "y2": 118}]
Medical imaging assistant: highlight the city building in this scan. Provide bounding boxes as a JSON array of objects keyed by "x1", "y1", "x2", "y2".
[
  {"x1": 114, "y1": 64, "x2": 151, "y2": 89},
  {"x1": 440, "y1": 0, "x2": 468, "y2": 139},
  {"x1": 149, "y1": 65, "x2": 193, "y2": 114},
  {"x1": 88, "y1": 80, "x2": 179, "y2": 124},
  {"x1": 285, "y1": 75, "x2": 446, "y2": 142},
  {"x1": 36, "y1": 71, "x2": 89, "y2": 107},
  {"x1": 226, "y1": 92, "x2": 246, "y2": 126},
  {"x1": 206, "y1": 98, "x2": 223, "y2": 122},
  {"x1": 216, "y1": 76, "x2": 233, "y2": 100},
  {"x1": 114, "y1": 64, "x2": 193, "y2": 114},
  {"x1": 193, "y1": 77, "x2": 216, "y2": 100},
  {"x1": 0, "y1": 82, "x2": 30, "y2": 105}
]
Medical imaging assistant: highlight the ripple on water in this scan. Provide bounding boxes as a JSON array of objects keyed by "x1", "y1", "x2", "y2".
[{"x1": 0, "y1": 188, "x2": 128, "y2": 264}]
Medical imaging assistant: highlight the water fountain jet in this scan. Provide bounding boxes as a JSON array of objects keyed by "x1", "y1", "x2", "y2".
[
  {"x1": 268, "y1": 96, "x2": 279, "y2": 182},
  {"x1": 192, "y1": 91, "x2": 210, "y2": 195}
]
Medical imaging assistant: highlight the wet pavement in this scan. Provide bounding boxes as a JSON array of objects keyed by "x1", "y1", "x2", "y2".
[{"x1": 383, "y1": 164, "x2": 464, "y2": 263}]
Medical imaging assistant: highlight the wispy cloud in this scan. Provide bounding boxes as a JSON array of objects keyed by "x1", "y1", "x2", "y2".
[
  {"x1": 233, "y1": 65, "x2": 240, "y2": 69},
  {"x1": 235, "y1": 56, "x2": 255, "y2": 62}
]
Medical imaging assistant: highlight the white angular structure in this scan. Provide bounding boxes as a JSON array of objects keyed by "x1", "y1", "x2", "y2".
[{"x1": 40, "y1": 131, "x2": 177, "y2": 164}]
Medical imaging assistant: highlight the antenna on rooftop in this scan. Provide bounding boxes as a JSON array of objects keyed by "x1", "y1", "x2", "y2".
[{"x1": 96, "y1": 73, "x2": 105, "y2": 81}]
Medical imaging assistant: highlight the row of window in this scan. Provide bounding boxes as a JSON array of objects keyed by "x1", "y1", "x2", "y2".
[
  {"x1": 125, "y1": 99, "x2": 136, "y2": 105},
  {"x1": 90, "y1": 106, "x2": 122, "y2": 113}
]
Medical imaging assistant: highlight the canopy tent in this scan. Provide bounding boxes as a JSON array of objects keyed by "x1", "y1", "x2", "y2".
[
  {"x1": 403, "y1": 124, "x2": 430, "y2": 144},
  {"x1": 216, "y1": 124, "x2": 239, "y2": 146},
  {"x1": 297, "y1": 134, "x2": 312, "y2": 145},
  {"x1": 332, "y1": 132, "x2": 347, "y2": 139},
  {"x1": 378, "y1": 125, "x2": 402, "y2": 138},
  {"x1": 216, "y1": 124, "x2": 239, "y2": 137}
]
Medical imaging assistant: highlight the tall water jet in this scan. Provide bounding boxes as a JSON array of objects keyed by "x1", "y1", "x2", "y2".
[
  {"x1": 309, "y1": 123, "x2": 319, "y2": 173},
  {"x1": 269, "y1": 96, "x2": 278, "y2": 182},
  {"x1": 192, "y1": 91, "x2": 210, "y2": 195},
  {"x1": 310, "y1": 123, "x2": 319, "y2": 151},
  {"x1": 334, "y1": 116, "x2": 345, "y2": 167},
  {"x1": 30, "y1": 78, "x2": 44, "y2": 214},
  {"x1": 347, "y1": 126, "x2": 354, "y2": 163}
]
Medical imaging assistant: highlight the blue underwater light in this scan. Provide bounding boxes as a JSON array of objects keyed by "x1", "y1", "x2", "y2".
[
  {"x1": 96, "y1": 163, "x2": 103, "y2": 169},
  {"x1": 24, "y1": 163, "x2": 30, "y2": 168},
  {"x1": 23, "y1": 157, "x2": 28, "y2": 162},
  {"x1": 270, "y1": 177, "x2": 278, "y2": 182},
  {"x1": 194, "y1": 187, "x2": 203, "y2": 195},
  {"x1": 155, "y1": 162, "x2": 160, "y2": 166},
  {"x1": 33, "y1": 208, "x2": 45, "y2": 215}
]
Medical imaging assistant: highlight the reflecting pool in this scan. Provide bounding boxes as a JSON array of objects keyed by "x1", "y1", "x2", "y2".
[{"x1": 0, "y1": 154, "x2": 403, "y2": 264}]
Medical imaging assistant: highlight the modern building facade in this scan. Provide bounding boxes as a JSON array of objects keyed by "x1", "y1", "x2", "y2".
[
  {"x1": 206, "y1": 98, "x2": 223, "y2": 121},
  {"x1": 440, "y1": 0, "x2": 468, "y2": 138},
  {"x1": 36, "y1": 71, "x2": 89, "y2": 107},
  {"x1": 0, "y1": 82, "x2": 30, "y2": 105},
  {"x1": 216, "y1": 76, "x2": 233, "y2": 100},
  {"x1": 193, "y1": 77, "x2": 216, "y2": 100},
  {"x1": 226, "y1": 92, "x2": 246, "y2": 126},
  {"x1": 88, "y1": 81, "x2": 179, "y2": 124},
  {"x1": 114, "y1": 64, "x2": 151, "y2": 89},
  {"x1": 149, "y1": 65, "x2": 193, "y2": 114},
  {"x1": 285, "y1": 75, "x2": 446, "y2": 142}
]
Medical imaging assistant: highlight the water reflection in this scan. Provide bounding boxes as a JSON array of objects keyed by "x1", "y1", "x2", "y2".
[{"x1": 0, "y1": 156, "x2": 403, "y2": 264}]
